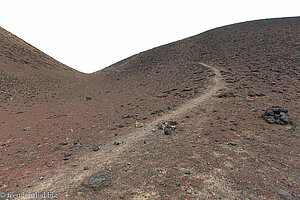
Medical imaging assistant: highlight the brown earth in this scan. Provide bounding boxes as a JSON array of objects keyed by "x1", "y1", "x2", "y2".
[{"x1": 0, "y1": 17, "x2": 299, "y2": 200}]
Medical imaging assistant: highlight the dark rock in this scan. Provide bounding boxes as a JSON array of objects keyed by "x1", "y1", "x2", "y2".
[
  {"x1": 114, "y1": 141, "x2": 121, "y2": 146},
  {"x1": 86, "y1": 97, "x2": 92, "y2": 101},
  {"x1": 163, "y1": 88, "x2": 178, "y2": 94},
  {"x1": 164, "y1": 128, "x2": 172, "y2": 135},
  {"x1": 262, "y1": 106, "x2": 292, "y2": 125},
  {"x1": 59, "y1": 141, "x2": 69, "y2": 145},
  {"x1": 151, "y1": 110, "x2": 164, "y2": 115},
  {"x1": 251, "y1": 108, "x2": 258, "y2": 112},
  {"x1": 228, "y1": 142, "x2": 237, "y2": 146},
  {"x1": 166, "y1": 120, "x2": 177, "y2": 126},
  {"x1": 115, "y1": 124, "x2": 124, "y2": 128},
  {"x1": 248, "y1": 91, "x2": 265, "y2": 97},
  {"x1": 231, "y1": 121, "x2": 238, "y2": 126},
  {"x1": 23, "y1": 126, "x2": 32, "y2": 131},
  {"x1": 92, "y1": 145, "x2": 99, "y2": 152},
  {"x1": 122, "y1": 113, "x2": 131, "y2": 118},
  {"x1": 156, "y1": 94, "x2": 168, "y2": 98},
  {"x1": 64, "y1": 151, "x2": 71, "y2": 157},
  {"x1": 182, "y1": 87, "x2": 193, "y2": 92},
  {"x1": 193, "y1": 70, "x2": 204, "y2": 74},
  {"x1": 82, "y1": 172, "x2": 110, "y2": 190},
  {"x1": 217, "y1": 92, "x2": 236, "y2": 98},
  {"x1": 272, "y1": 89, "x2": 284, "y2": 94},
  {"x1": 157, "y1": 123, "x2": 163, "y2": 130},
  {"x1": 205, "y1": 131, "x2": 210, "y2": 135}
]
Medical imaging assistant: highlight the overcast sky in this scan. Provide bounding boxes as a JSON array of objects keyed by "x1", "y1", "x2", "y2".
[{"x1": 0, "y1": 0, "x2": 299, "y2": 73}]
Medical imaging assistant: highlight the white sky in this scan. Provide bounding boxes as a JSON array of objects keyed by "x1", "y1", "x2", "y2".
[{"x1": 0, "y1": 0, "x2": 299, "y2": 73}]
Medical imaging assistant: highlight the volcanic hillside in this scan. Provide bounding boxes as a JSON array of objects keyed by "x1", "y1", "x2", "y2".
[{"x1": 0, "y1": 17, "x2": 299, "y2": 199}]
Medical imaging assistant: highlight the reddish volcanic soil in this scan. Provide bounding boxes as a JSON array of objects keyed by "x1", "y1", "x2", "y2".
[{"x1": 0, "y1": 17, "x2": 299, "y2": 199}]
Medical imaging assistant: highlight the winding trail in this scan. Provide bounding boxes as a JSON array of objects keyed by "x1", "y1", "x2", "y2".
[{"x1": 29, "y1": 63, "x2": 224, "y2": 195}]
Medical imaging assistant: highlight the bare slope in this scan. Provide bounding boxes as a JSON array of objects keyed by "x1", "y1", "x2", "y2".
[{"x1": 0, "y1": 17, "x2": 299, "y2": 199}]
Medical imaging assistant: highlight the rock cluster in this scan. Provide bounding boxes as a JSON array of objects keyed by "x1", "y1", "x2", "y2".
[
  {"x1": 262, "y1": 106, "x2": 293, "y2": 125},
  {"x1": 157, "y1": 120, "x2": 177, "y2": 135}
]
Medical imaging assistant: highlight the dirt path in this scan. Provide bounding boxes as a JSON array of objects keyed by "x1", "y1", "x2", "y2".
[{"x1": 27, "y1": 63, "x2": 224, "y2": 196}]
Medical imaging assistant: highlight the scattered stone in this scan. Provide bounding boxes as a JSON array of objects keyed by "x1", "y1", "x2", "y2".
[
  {"x1": 231, "y1": 121, "x2": 238, "y2": 126},
  {"x1": 163, "y1": 88, "x2": 178, "y2": 94},
  {"x1": 248, "y1": 91, "x2": 265, "y2": 97},
  {"x1": 122, "y1": 113, "x2": 131, "y2": 118},
  {"x1": 157, "y1": 120, "x2": 177, "y2": 135},
  {"x1": 83, "y1": 167, "x2": 89, "y2": 171},
  {"x1": 86, "y1": 97, "x2": 92, "y2": 101},
  {"x1": 228, "y1": 142, "x2": 237, "y2": 146},
  {"x1": 157, "y1": 123, "x2": 163, "y2": 130},
  {"x1": 156, "y1": 94, "x2": 168, "y2": 98},
  {"x1": 150, "y1": 110, "x2": 164, "y2": 115},
  {"x1": 262, "y1": 106, "x2": 293, "y2": 125},
  {"x1": 251, "y1": 107, "x2": 258, "y2": 112},
  {"x1": 164, "y1": 128, "x2": 172, "y2": 135},
  {"x1": 64, "y1": 151, "x2": 71, "y2": 158},
  {"x1": 217, "y1": 92, "x2": 236, "y2": 98},
  {"x1": 115, "y1": 124, "x2": 124, "y2": 128},
  {"x1": 166, "y1": 120, "x2": 177, "y2": 126},
  {"x1": 203, "y1": 140, "x2": 210, "y2": 145},
  {"x1": 193, "y1": 70, "x2": 204, "y2": 74},
  {"x1": 135, "y1": 121, "x2": 144, "y2": 128},
  {"x1": 92, "y1": 145, "x2": 100, "y2": 152},
  {"x1": 23, "y1": 126, "x2": 32, "y2": 131},
  {"x1": 82, "y1": 172, "x2": 110, "y2": 190},
  {"x1": 114, "y1": 141, "x2": 121, "y2": 146},
  {"x1": 59, "y1": 141, "x2": 69, "y2": 145},
  {"x1": 182, "y1": 87, "x2": 193, "y2": 92},
  {"x1": 272, "y1": 89, "x2": 284, "y2": 94}
]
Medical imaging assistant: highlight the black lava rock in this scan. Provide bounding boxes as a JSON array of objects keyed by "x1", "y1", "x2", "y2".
[
  {"x1": 262, "y1": 106, "x2": 293, "y2": 125},
  {"x1": 115, "y1": 124, "x2": 124, "y2": 128},
  {"x1": 217, "y1": 92, "x2": 236, "y2": 98},
  {"x1": 122, "y1": 113, "x2": 131, "y2": 118},
  {"x1": 248, "y1": 91, "x2": 265, "y2": 97},
  {"x1": 92, "y1": 145, "x2": 100, "y2": 152},
  {"x1": 164, "y1": 128, "x2": 172, "y2": 135},
  {"x1": 86, "y1": 97, "x2": 92, "y2": 101}
]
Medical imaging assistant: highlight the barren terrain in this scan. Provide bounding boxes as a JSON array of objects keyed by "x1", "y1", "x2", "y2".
[{"x1": 0, "y1": 17, "x2": 299, "y2": 199}]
